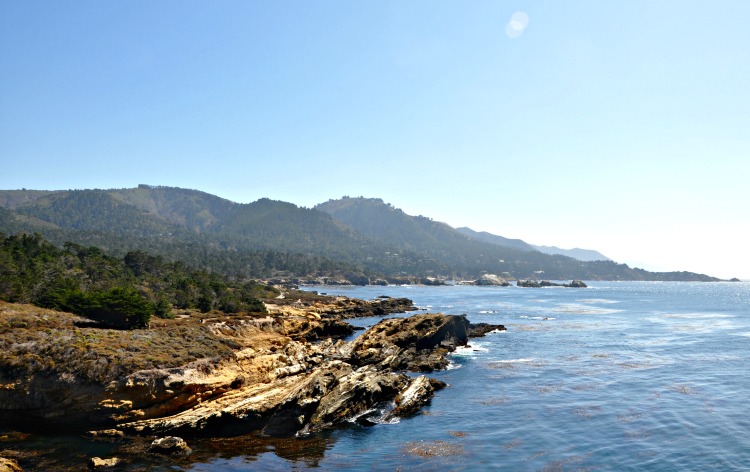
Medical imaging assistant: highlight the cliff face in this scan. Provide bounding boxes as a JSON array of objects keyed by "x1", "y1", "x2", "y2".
[{"x1": 0, "y1": 300, "x2": 495, "y2": 438}]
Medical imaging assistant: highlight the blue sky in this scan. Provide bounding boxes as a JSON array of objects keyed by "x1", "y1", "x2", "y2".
[{"x1": 2, "y1": 1, "x2": 749, "y2": 279}]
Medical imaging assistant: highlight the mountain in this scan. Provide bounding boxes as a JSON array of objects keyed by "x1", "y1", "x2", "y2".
[
  {"x1": 0, "y1": 187, "x2": 721, "y2": 281},
  {"x1": 0, "y1": 186, "x2": 442, "y2": 277},
  {"x1": 455, "y1": 227, "x2": 610, "y2": 262},
  {"x1": 454, "y1": 227, "x2": 536, "y2": 252},
  {"x1": 314, "y1": 197, "x2": 718, "y2": 281},
  {"x1": 531, "y1": 244, "x2": 611, "y2": 262}
]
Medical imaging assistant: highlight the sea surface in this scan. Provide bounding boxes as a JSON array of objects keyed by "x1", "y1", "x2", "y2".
[
  {"x1": 191, "y1": 282, "x2": 750, "y2": 471},
  {"x1": 8, "y1": 282, "x2": 750, "y2": 471}
]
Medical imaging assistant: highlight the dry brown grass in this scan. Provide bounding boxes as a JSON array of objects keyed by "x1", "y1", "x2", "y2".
[{"x1": 0, "y1": 301, "x2": 267, "y2": 385}]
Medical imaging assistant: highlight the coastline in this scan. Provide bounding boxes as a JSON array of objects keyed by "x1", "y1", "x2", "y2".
[{"x1": 0, "y1": 292, "x2": 502, "y2": 470}]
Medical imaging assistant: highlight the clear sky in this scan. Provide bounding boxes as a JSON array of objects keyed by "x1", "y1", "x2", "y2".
[{"x1": 2, "y1": 1, "x2": 749, "y2": 280}]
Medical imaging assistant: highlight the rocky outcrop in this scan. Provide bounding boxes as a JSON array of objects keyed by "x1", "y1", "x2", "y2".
[
  {"x1": 265, "y1": 295, "x2": 417, "y2": 323},
  {"x1": 346, "y1": 314, "x2": 470, "y2": 371},
  {"x1": 468, "y1": 322, "x2": 506, "y2": 337},
  {"x1": 472, "y1": 274, "x2": 511, "y2": 286},
  {"x1": 517, "y1": 279, "x2": 587, "y2": 288},
  {"x1": 110, "y1": 313, "x2": 469, "y2": 437},
  {"x1": 1, "y1": 297, "x2": 503, "y2": 442}
]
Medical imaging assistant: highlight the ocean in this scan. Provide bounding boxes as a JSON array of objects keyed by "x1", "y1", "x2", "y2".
[{"x1": 190, "y1": 282, "x2": 750, "y2": 471}]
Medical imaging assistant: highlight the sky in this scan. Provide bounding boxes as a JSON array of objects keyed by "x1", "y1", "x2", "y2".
[{"x1": 1, "y1": 1, "x2": 749, "y2": 280}]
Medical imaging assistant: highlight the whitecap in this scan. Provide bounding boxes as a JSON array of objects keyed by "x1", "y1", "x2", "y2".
[{"x1": 520, "y1": 315, "x2": 556, "y2": 320}]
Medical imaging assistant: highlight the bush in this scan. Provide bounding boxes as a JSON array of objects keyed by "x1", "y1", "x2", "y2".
[{"x1": 85, "y1": 288, "x2": 153, "y2": 329}]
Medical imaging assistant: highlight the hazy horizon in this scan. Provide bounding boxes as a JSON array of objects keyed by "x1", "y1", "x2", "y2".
[{"x1": 2, "y1": 2, "x2": 748, "y2": 280}]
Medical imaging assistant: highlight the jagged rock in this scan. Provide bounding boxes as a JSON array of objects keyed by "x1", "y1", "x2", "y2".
[
  {"x1": 569, "y1": 280, "x2": 587, "y2": 288},
  {"x1": 348, "y1": 314, "x2": 469, "y2": 371},
  {"x1": 467, "y1": 322, "x2": 506, "y2": 337},
  {"x1": 148, "y1": 436, "x2": 191, "y2": 455},
  {"x1": 302, "y1": 366, "x2": 407, "y2": 433},
  {"x1": 88, "y1": 457, "x2": 120, "y2": 469},
  {"x1": 389, "y1": 375, "x2": 447, "y2": 418},
  {"x1": 0, "y1": 458, "x2": 22, "y2": 472}
]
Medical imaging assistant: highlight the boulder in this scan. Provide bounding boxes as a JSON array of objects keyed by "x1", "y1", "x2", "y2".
[
  {"x1": 0, "y1": 458, "x2": 22, "y2": 472},
  {"x1": 148, "y1": 436, "x2": 191, "y2": 455},
  {"x1": 474, "y1": 274, "x2": 511, "y2": 286},
  {"x1": 88, "y1": 457, "x2": 120, "y2": 469},
  {"x1": 389, "y1": 375, "x2": 447, "y2": 418}
]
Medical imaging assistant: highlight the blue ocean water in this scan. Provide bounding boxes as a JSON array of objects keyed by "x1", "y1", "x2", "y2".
[{"x1": 194, "y1": 282, "x2": 750, "y2": 471}]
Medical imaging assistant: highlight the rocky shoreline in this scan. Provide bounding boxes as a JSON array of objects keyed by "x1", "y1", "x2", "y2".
[{"x1": 0, "y1": 293, "x2": 503, "y2": 470}]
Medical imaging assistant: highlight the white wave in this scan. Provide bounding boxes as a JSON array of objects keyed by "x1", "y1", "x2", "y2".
[
  {"x1": 492, "y1": 357, "x2": 537, "y2": 364},
  {"x1": 553, "y1": 304, "x2": 622, "y2": 315},
  {"x1": 577, "y1": 298, "x2": 620, "y2": 304},
  {"x1": 446, "y1": 360, "x2": 462, "y2": 370},
  {"x1": 348, "y1": 405, "x2": 401, "y2": 425},
  {"x1": 663, "y1": 313, "x2": 734, "y2": 319},
  {"x1": 479, "y1": 310, "x2": 498, "y2": 314},
  {"x1": 451, "y1": 343, "x2": 488, "y2": 357},
  {"x1": 520, "y1": 315, "x2": 556, "y2": 320}
]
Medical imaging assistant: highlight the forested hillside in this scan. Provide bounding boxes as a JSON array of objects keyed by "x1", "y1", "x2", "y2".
[{"x1": 0, "y1": 187, "x2": 721, "y2": 281}]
